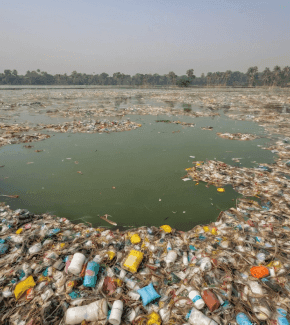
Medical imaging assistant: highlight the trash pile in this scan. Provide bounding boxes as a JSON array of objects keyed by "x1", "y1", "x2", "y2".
[
  {"x1": 187, "y1": 159, "x2": 290, "y2": 213},
  {"x1": 216, "y1": 133, "x2": 258, "y2": 141},
  {"x1": 0, "y1": 123, "x2": 51, "y2": 148},
  {"x1": 38, "y1": 119, "x2": 142, "y2": 134},
  {"x1": 1, "y1": 198, "x2": 290, "y2": 325}
]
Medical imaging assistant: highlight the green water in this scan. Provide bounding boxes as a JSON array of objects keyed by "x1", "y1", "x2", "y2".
[{"x1": 0, "y1": 113, "x2": 276, "y2": 231}]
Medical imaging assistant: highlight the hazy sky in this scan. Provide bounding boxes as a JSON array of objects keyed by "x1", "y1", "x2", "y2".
[{"x1": 1, "y1": 0, "x2": 289, "y2": 76}]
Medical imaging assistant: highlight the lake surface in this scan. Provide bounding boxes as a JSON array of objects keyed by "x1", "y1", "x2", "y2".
[{"x1": 0, "y1": 109, "x2": 276, "y2": 230}]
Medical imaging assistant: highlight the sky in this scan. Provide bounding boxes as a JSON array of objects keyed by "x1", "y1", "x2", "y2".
[{"x1": 1, "y1": 0, "x2": 289, "y2": 76}]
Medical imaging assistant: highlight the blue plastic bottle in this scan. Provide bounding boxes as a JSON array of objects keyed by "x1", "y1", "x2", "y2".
[{"x1": 83, "y1": 261, "x2": 100, "y2": 287}]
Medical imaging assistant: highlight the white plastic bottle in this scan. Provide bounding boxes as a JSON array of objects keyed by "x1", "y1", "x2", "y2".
[
  {"x1": 183, "y1": 252, "x2": 189, "y2": 266},
  {"x1": 165, "y1": 250, "x2": 177, "y2": 268},
  {"x1": 188, "y1": 290, "x2": 205, "y2": 309},
  {"x1": 124, "y1": 277, "x2": 140, "y2": 291},
  {"x1": 68, "y1": 253, "x2": 86, "y2": 275},
  {"x1": 65, "y1": 299, "x2": 108, "y2": 324},
  {"x1": 188, "y1": 307, "x2": 218, "y2": 325},
  {"x1": 109, "y1": 300, "x2": 123, "y2": 325}
]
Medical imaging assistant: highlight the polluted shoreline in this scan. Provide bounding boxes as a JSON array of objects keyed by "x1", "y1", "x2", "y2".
[{"x1": 0, "y1": 88, "x2": 290, "y2": 324}]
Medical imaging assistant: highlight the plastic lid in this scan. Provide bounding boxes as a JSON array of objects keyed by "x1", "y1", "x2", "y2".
[{"x1": 188, "y1": 290, "x2": 200, "y2": 300}]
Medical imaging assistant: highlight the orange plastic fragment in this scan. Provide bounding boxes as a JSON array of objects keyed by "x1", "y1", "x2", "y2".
[{"x1": 250, "y1": 266, "x2": 269, "y2": 278}]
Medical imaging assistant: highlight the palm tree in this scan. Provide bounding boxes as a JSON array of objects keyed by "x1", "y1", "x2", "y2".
[
  {"x1": 246, "y1": 66, "x2": 258, "y2": 87},
  {"x1": 262, "y1": 67, "x2": 271, "y2": 86},
  {"x1": 272, "y1": 65, "x2": 281, "y2": 86}
]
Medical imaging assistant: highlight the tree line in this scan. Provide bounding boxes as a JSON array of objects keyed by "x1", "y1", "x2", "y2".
[{"x1": 0, "y1": 66, "x2": 289, "y2": 87}]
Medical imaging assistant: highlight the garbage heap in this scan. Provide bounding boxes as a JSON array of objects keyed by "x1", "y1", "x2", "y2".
[
  {"x1": 0, "y1": 119, "x2": 141, "y2": 148},
  {"x1": 216, "y1": 133, "x2": 258, "y2": 141},
  {"x1": 187, "y1": 159, "x2": 290, "y2": 214},
  {"x1": 38, "y1": 119, "x2": 142, "y2": 134},
  {"x1": 0, "y1": 123, "x2": 51, "y2": 148},
  {"x1": 1, "y1": 200, "x2": 290, "y2": 325}
]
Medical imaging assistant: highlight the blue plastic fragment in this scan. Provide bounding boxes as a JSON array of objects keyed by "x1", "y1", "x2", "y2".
[
  {"x1": 69, "y1": 291, "x2": 81, "y2": 299},
  {"x1": 189, "y1": 245, "x2": 197, "y2": 251},
  {"x1": 0, "y1": 243, "x2": 9, "y2": 255}
]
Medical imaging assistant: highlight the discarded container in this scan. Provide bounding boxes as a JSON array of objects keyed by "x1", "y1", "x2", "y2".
[
  {"x1": 68, "y1": 253, "x2": 86, "y2": 275},
  {"x1": 201, "y1": 289, "x2": 220, "y2": 312},
  {"x1": 65, "y1": 299, "x2": 108, "y2": 324},
  {"x1": 14, "y1": 276, "x2": 36, "y2": 300},
  {"x1": 160, "y1": 225, "x2": 172, "y2": 233},
  {"x1": 188, "y1": 307, "x2": 218, "y2": 325},
  {"x1": 189, "y1": 290, "x2": 205, "y2": 309},
  {"x1": 83, "y1": 261, "x2": 100, "y2": 287},
  {"x1": 123, "y1": 250, "x2": 143, "y2": 273},
  {"x1": 130, "y1": 234, "x2": 141, "y2": 244},
  {"x1": 109, "y1": 300, "x2": 123, "y2": 325}
]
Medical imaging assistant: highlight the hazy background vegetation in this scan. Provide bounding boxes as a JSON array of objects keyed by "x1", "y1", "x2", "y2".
[{"x1": 1, "y1": 66, "x2": 289, "y2": 87}]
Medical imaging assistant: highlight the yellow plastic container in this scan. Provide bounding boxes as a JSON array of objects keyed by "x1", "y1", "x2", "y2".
[
  {"x1": 203, "y1": 226, "x2": 210, "y2": 232},
  {"x1": 123, "y1": 250, "x2": 144, "y2": 273},
  {"x1": 131, "y1": 234, "x2": 141, "y2": 244},
  {"x1": 16, "y1": 228, "x2": 23, "y2": 234},
  {"x1": 160, "y1": 225, "x2": 172, "y2": 233},
  {"x1": 107, "y1": 250, "x2": 116, "y2": 260},
  {"x1": 211, "y1": 227, "x2": 218, "y2": 235},
  {"x1": 147, "y1": 312, "x2": 161, "y2": 325},
  {"x1": 217, "y1": 188, "x2": 225, "y2": 192},
  {"x1": 14, "y1": 276, "x2": 36, "y2": 300}
]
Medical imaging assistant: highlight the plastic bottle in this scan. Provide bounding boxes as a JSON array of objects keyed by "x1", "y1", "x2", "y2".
[
  {"x1": 68, "y1": 253, "x2": 86, "y2": 275},
  {"x1": 127, "y1": 291, "x2": 140, "y2": 300},
  {"x1": 183, "y1": 252, "x2": 189, "y2": 266},
  {"x1": 236, "y1": 312, "x2": 253, "y2": 325},
  {"x1": 109, "y1": 300, "x2": 123, "y2": 325},
  {"x1": 124, "y1": 277, "x2": 140, "y2": 291},
  {"x1": 83, "y1": 261, "x2": 100, "y2": 288},
  {"x1": 201, "y1": 289, "x2": 220, "y2": 312},
  {"x1": 188, "y1": 290, "x2": 205, "y2": 309},
  {"x1": 188, "y1": 307, "x2": 218, "y2": 325},
  {"x1": 165, "y1": 250, "x2": 177, "y2": 268},
  {"x1": 65, "y1": 299, "x2": 108, "y2": 325}
]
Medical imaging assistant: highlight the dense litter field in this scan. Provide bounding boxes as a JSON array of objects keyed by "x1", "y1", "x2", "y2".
[{"x1": 0, "y1": 87, "x2": 290, "y2": 325}]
